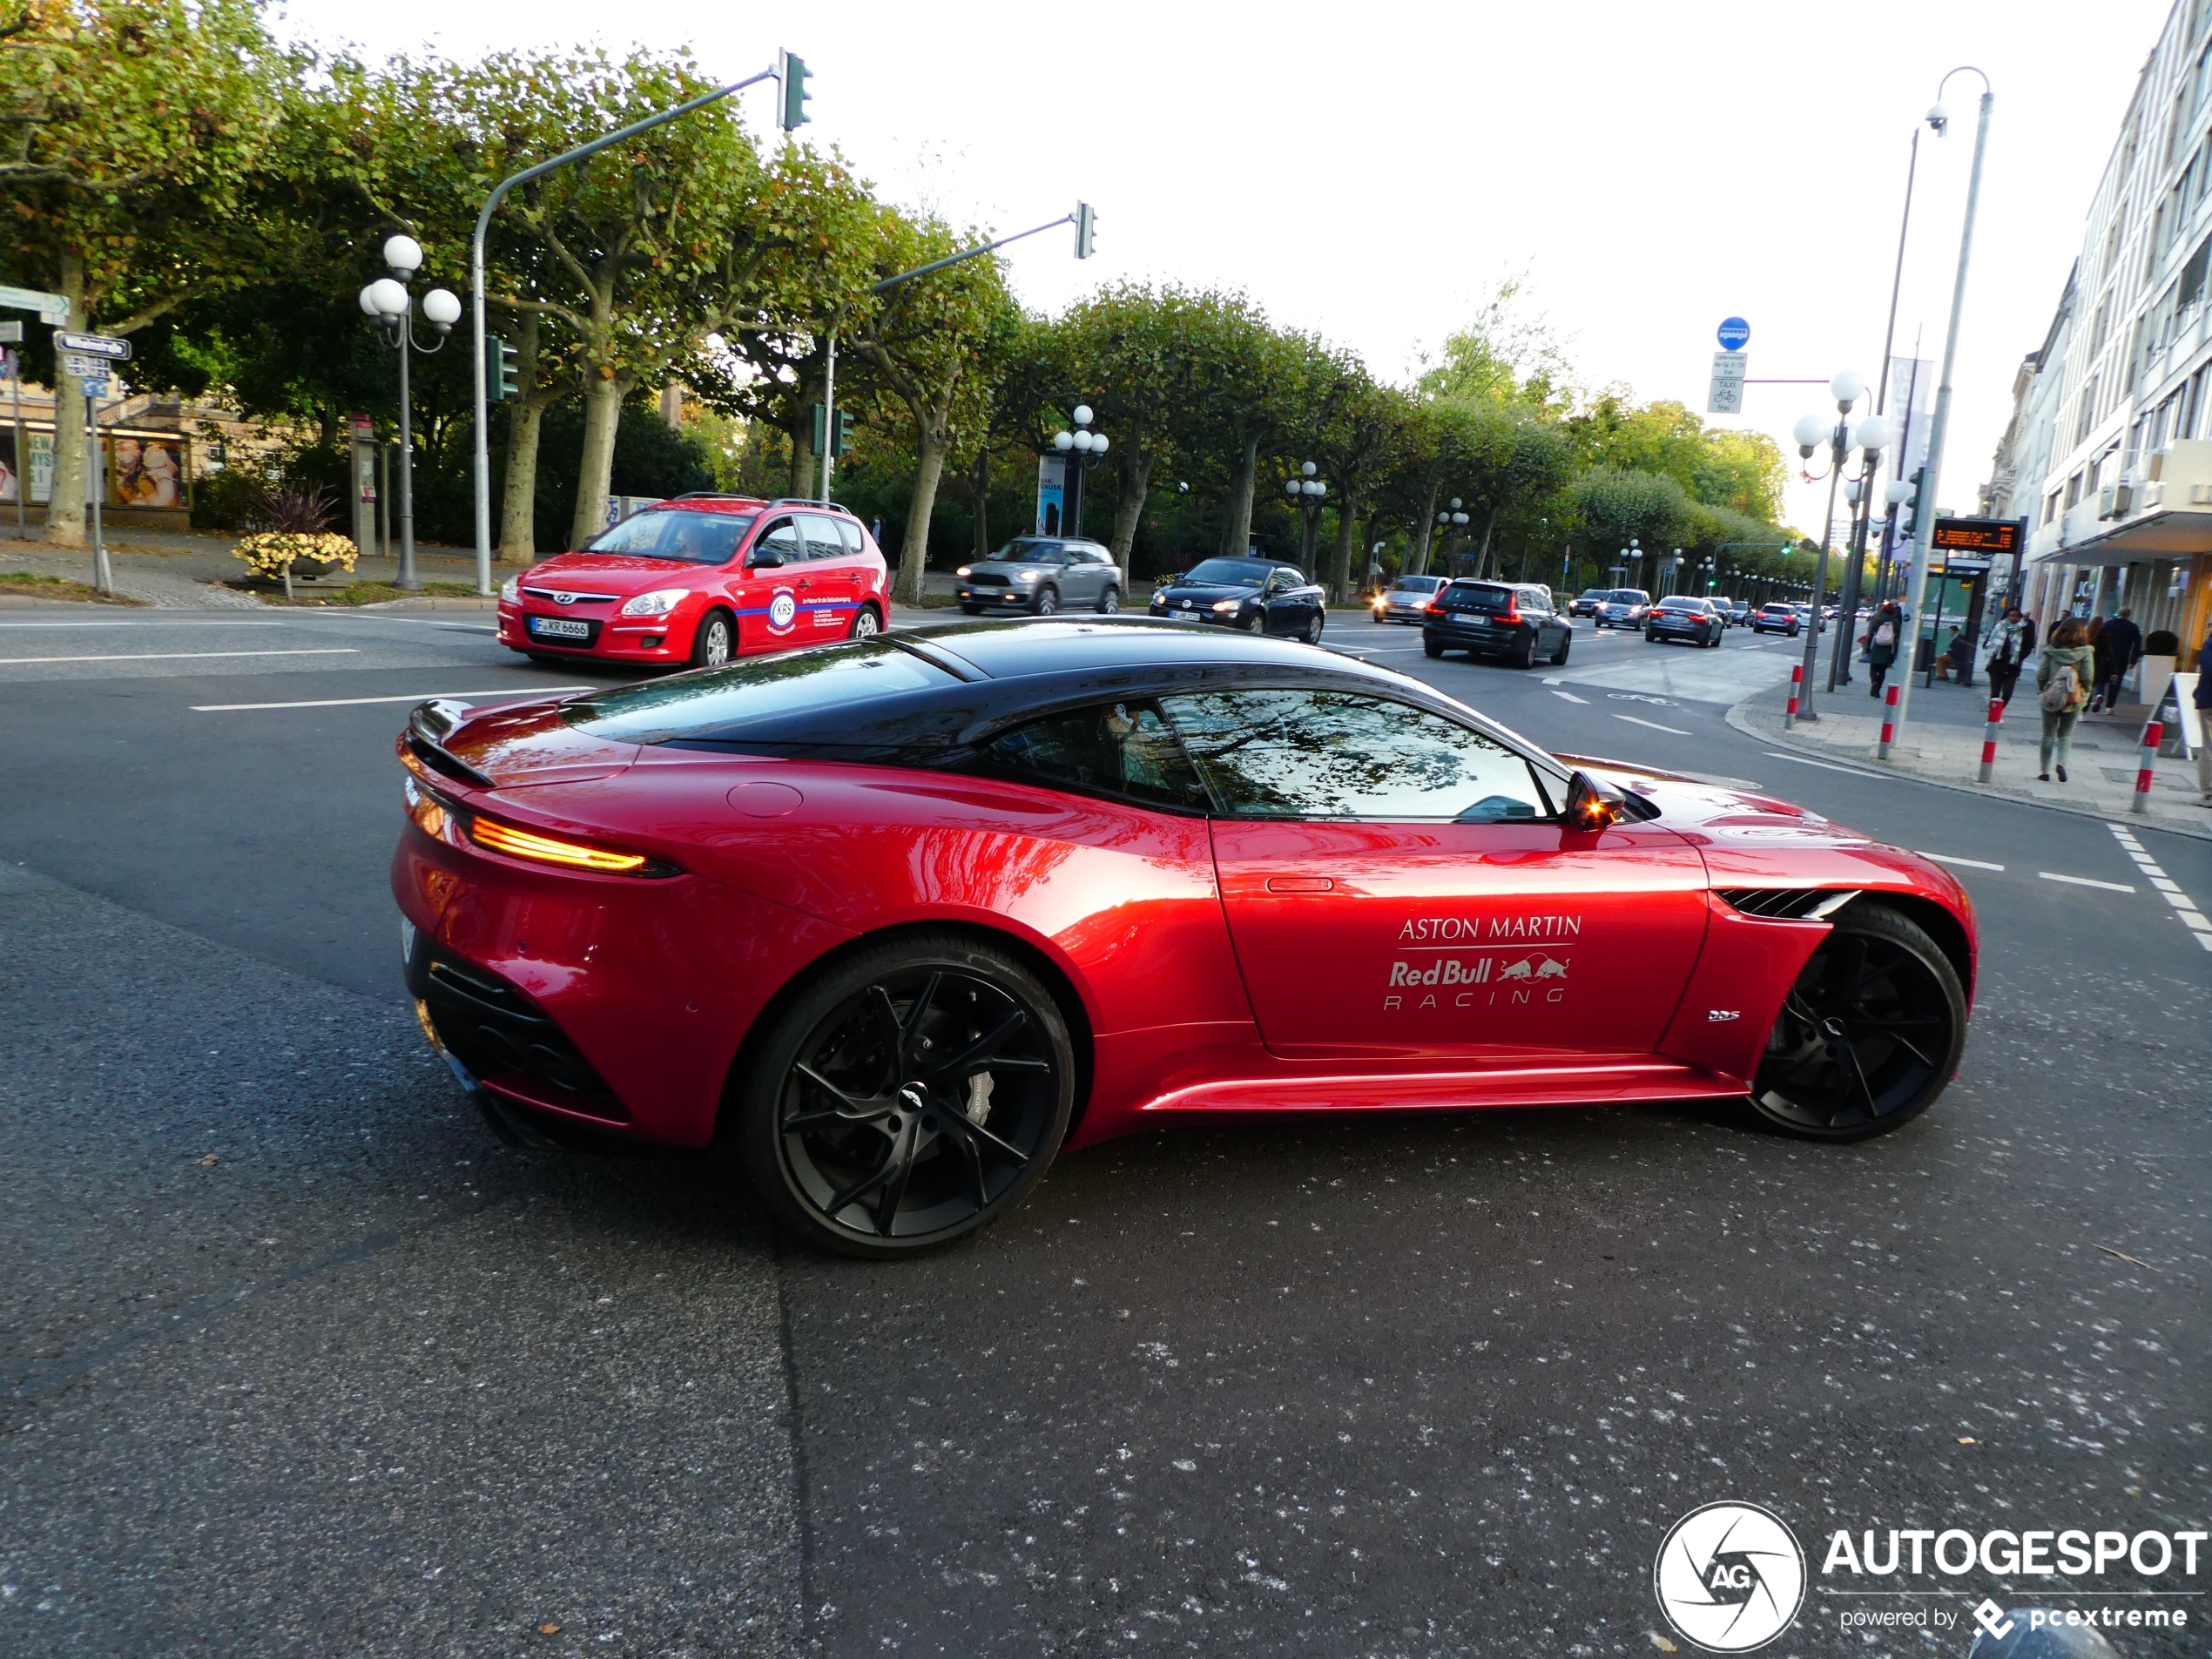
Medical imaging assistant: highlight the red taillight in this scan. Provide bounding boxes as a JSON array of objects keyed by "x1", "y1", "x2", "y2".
[
  {"x1": 1500, "y1": 607, "x2": 1521, "y2": 624},
  {"x1": 1425, "y1": 601, "x2": 1444, "y2": 615}
]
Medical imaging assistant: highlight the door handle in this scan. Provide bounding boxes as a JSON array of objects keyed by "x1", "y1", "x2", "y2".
[{"x1": 1264, "y1": 875, "x2": 1333, "y2": 894}]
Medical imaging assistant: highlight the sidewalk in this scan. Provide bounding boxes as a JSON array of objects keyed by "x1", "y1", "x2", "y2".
[
  {"x1": 0, "y1": 525, "x2": 502, "y2": 610},
  {"x1": 1727, "y1": 667, "x2": 2212, "y2": 841}
]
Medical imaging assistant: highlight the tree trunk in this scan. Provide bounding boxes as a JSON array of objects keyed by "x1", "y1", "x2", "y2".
[
  {"x1": 44, "y1": 251, "x2": 89, "y2": 549},
  {"x1": 1409, "y1": 477, "x2": 1441, "y2": 575},
  {"x1": 1329, "y1": 492, "x2": 1361, "y2": 604},
  {"x1": 971, "y1": 447, "x2": 993, "y2": 560},
  {"x1": 788, "y1": 352, "x2": 828, "y2": 499},
  {"x1": 1109, "y1": 448, "x2": 1154, "y2": 572},
  {"x1": 895, "y1": 421, "x2": 948, "y2": 607},
  {"x1": 568, "y1": 368, "x2": 631, "y2": 550},
  {"x1": 1474, "y1": 503, "x2": 1501, "y2": 578},
  {"x1": 498, "y1": 312, "x2": 550, "y2": 563},
  {"x1": 1219, "y1": 431, "x2": 1260, "y2": 557}
]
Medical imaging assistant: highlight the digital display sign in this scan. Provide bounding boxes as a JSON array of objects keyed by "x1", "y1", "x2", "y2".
[{"x1": 1930, "y1": 516, "x2": 2022, "y2": 554}]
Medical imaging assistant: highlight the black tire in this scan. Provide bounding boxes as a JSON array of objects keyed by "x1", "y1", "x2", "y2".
[
  {"x1": 736, "y1": 934, "x2": 1077, "y2": 1258},
  {"x1": 1304, "y1": 610, "x2": 1325, "y2": 644},
  {"x1": 847, "y1": 604, "x2": 882, "y2": 640},
  {"x1": 1423, "y1": 635, "x2": 1447, "y2": 658},
  {"x1": 1032, "y1": 586, "x2": 1059, "y2": 617},
  {"x1": 1645, "y1": 629, "x2": 1659, "y2": 644},
  {"x1": 1096, "y1": 585, "x2": 1120, "y2": 615},
  {"x1": 960, "y1": 603, "x2": 983, "y2": 616},
  {"x1": 1510, "y1": 631, "x2": 1535, "y2": 669},
  {"x1": 1243, "y1": 610, "x2": 1266, "y2": 634},
  {"x1": 690, "y1": 608, "x2": 734, "y2": 668},
  {"x1": 1550, "y1": 634, "x2": 1570, "y2": 666},
  {"x1": 1747, "y1": 901, "x2": 1966, "y2": 1142}
]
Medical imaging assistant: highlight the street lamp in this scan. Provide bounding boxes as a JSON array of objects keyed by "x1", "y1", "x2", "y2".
[
  {"x1": 1434, "y1": 497, "x2": 1469, "y2": 573},
  {"x1": 1285, "y1": 461, "x2": 1327, "y2": 577},
  {"x1": 359, "y1": 233, "x2": 457, "y2": 591},
  {"x1": 1050, "y1": 403, "x2": 1109, "y2": 538},
  {"x1": 1790, "y1": 372, "x2": 1894, "y2": 722}
]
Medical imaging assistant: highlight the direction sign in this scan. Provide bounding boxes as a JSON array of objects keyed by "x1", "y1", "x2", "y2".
[
  {"x1": 0, "y1": 285, "x2": 69, "y2": 324},
  {"x1": 62, "y1": 352, "x2": 107, "y2": 381},
  {"x1": 1717, "y1": 316, "x2": 1750, "y2": 351},
  {"x1": 57, "y1": 330, "x2": 131, "y2": 362},
  {"x1": 0, "y1": 321, "x2": 20, "y2": 344}
]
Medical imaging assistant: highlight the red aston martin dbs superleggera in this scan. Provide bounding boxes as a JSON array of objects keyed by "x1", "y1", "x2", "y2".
[{"x1": 393, "y1": 619, "x2": 1976, "y2": 1257}]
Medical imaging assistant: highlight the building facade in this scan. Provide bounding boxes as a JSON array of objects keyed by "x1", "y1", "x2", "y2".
[{"x1": 1988, "y1": 0, "x2": 2212, "y2": 666}]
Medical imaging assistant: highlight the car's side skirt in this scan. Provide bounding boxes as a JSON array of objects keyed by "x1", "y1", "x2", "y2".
[{"x1": 1130, "y1": 1058, "x2": 1743, "y2": 1116}]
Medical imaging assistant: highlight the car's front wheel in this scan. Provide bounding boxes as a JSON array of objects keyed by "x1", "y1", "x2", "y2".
[
  {"x1": 1550, "y1": 634, "x2": 1570, "y2": 665},
  {"x1": 1304, "y1": 610, "x2": 1325, "y2": 644},
  {"x1": 1096, "y1": 585, "x2": 1120, "y2": 615},
  {"x1": 737, "y1": 934, "x2": 1077, "y2": 1258},
  {"x1": 1747, "y1": 901, "x2": 1966, "y2": 1142},
  {"x1": 690, "y1": 608, "x2": 734, "y2": 668},
  {"x1": 1032, "y1": 586, "x2": 1059, "y2": 617},
  {"x1": 1243, "y1": 610, "x2": 1265, "y2": 634}
]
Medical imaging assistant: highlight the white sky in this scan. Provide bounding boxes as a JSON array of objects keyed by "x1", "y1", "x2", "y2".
[{"x1": 275, "y1": 0, "x2": 2171, "y2": 537}]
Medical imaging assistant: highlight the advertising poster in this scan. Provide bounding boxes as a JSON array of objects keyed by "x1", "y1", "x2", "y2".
[
  {"x1": 1035, "y1": 454, "x2": 1066, "y2": 536},
  {"x1": 0, "y1": 428, "x2": 16, "y2": 504},
  {"x1": 106, "y1": 434, "x2": 185, "y2": 508}
]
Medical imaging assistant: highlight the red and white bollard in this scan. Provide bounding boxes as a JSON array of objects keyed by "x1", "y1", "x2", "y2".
[
  {"x1": 1784, "y1": 663, "x2": 1804, "y2": 728},
  {"x1": 1977, "y1": 696, "x2": 2003, "y2": 784},
  {"x1": 2132, "y1": 721, "x2": 2163, "y2": 814},
  {"x1": 1877, "y1": 684, "x2": 1901, "y2": 759}
]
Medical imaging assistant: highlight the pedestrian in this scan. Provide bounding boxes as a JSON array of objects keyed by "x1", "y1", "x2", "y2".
[
  {"x1": 2034, "y1": 616, "x2": 2096, "y2": 783},
  {"x1": 1865, "y1": 601, "x2": 1901, "y2": 697},
  {"x1": 2081, "y1": 615, "x2": 2107, "y2": 707},
  {"x1": 2197, "y1": 621, "x2": 2212, "y2": 806},
  {"x1": 1984, "y1": 605, "x2": 2031, "y2": 709},
  {"x1": 2094, "y1": 605, "x2": 2142, "y2": 711},
  {"x1": 1943, "y1": 624, "x2": 1969, "y2": 682}
]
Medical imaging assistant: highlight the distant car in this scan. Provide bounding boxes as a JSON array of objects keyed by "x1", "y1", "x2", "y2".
[
  {"x1": 1373, "y1": 573, "x2": 1449, "y2": 624},
  {"x1": 1592, "y1": 588, "x2": 1653, "y2": 631},
  {"x1": 1148, "y1": 557, "x2": 1326, "y2": 642},
  {"x1": 1646, "y1": 595, "x2": 1724, "y2": 648},
  {"x1": 1421, "y1": 580, "x2": 1573, "y2": 668},
  {"x1": 1750, "y1": 602, "x2": 1802, "y2": 637},
  {"x1": 1568, "y1": 587, "x2": 1610, "y2": 618},
  {"x1": 1723, "y1": 599, "x2": 1753, "y2": 625},
  {"x1": 496, "y1": 496, "x2": 888, "y2": 670},
  {"x1": 958, "y1": 537, "x2": 1123, "y2": 616}
]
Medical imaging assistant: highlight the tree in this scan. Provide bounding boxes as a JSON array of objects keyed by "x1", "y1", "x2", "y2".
[
  {"x1": 1306, "y1": 360, "x2": 1410, "y2": 604},
  {"x1": 1418, "y1": 275, "x2": 1575, "y2": 415},
  {"x1": 1177, "y1": 294, "x2": 1320, "y2": 560},
  {"x1": 0, "y1": 0, "x2": 293, "y2": 546},
  {"x1": 1569, "y1": 467, "x2": 1698, "y2": 573},
  {"x1": 1386, "y1": 397, "x2": 1494, "y2": 576}
]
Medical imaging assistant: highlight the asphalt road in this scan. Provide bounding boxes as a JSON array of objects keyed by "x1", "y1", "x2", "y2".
[{"x1": 1, "y1": 604, "x2": 2206, "y2": 1658}]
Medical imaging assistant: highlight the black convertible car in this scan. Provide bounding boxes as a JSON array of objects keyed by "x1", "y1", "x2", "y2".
[{"x1": 1148, "y1": 558, "x2": 1326, "y2": 642}]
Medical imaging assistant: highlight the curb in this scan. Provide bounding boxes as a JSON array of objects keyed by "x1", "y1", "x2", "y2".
[{"x1": 1723, "y1": 692, "x2": 2212, "y2": 846}]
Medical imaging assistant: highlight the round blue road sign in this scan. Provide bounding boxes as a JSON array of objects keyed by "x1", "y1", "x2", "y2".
[{"x1": 1717, "y1": 316, "x2": 1751, "y2": 352}]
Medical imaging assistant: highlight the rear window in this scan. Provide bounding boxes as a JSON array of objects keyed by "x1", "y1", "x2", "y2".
[
  {"x1": 1657, "y1": 597, "x2": 1706, "y2": 612},
  {"x1": 560, "y1": 637, "x2": 954, "y2": 741},
  {"x1": 1441, "y1": 583, "x2": 1519, "y2": 612},
  {"x1": 584, "y1": 508, "x2": 755, "y2": 564}
]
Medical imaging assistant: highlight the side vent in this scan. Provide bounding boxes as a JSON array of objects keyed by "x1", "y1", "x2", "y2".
[{"x1": 1716, "y1": 888, "x2": 1858, "y2": 921}]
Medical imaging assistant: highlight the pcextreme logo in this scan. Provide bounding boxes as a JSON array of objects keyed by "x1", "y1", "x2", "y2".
[{"x1": 1653, "y1": 1503, "x2": 1807, "y2": 1653}]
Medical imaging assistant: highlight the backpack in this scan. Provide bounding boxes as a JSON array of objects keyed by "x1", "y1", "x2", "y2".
[
  {"x1": 1871, "y1": 622, "x2": 1894, "y2": 647},
  {"x1": 2040, "y1": 662, "x2": 2080, "y2": 712}
]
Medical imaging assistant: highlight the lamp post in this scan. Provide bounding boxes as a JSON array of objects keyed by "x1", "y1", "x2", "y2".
[
  {"x1": 1790, "y1": 374, "x2": 1895, "y2": 722},
  {"x1": 359, "y1": 234, "x2": 459, "y2": 592},
  {"x1": 1887, "y1": 70, "x2": 1993, "y2": 760},
  {"x1": 1285, "y1": 461, "x2": 1327, "y2": 577},
  {"x1": 1434, "y1": 498, "x2": 1469, "y2": 573},
  {"x1": 1050, "y1": 404, "x2": 1109, "y2": 539}
]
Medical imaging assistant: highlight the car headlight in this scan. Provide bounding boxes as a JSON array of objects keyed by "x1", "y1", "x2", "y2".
[
  {"x1": 1211, "y1": 597, "x2": 1243, "y2": 613},
  {"x1": 954, "y1": 566, "x2": 971, "y2": 578},
  {"x1": 619, "y1": 587, "x2": 687, "y2": 617},
  {"x1": 499, "y1": 576, "x2": 519, "y2": 604},
  {"x1": 1010, "y1": 569, "x2": 1042, "y2": 584},
  {"x1": 1151, "y1": 590, "x2": 1168, "y2": 606}
]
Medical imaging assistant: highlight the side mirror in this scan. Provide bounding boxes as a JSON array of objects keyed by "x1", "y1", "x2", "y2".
[
  {"x1": 1564, "y1": 770, "x2": 1624, "y2": 832},
  {"x1": 749, "y1": 549, "x2": 786, "y2": 570}
]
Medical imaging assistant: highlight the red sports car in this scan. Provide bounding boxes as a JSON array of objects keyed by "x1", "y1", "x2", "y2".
[
  {"x1": 496, "y1": 496, "x2": 889, "y2": 670},
  {"x1": 394, "y1": 620, "x2": 1976, "y2": 1258}
]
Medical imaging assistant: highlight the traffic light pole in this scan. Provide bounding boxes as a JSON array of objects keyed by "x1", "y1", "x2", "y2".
[
  {"x1": 1886, "y1": 78, "x2": 1992, "y2": 762},
  {"x1": 467, "y1": 62, "x2": 785, "y2": 595}
]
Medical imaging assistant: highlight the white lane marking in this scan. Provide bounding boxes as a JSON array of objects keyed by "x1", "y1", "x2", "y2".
[
  {"x1": 0, "y1": 647, "x2": 360, "y2": 666},
  {"x1": 2108, "y1": 823, "x2": 2212, "y2": 952},
  {"x1": 192, "y1": 685, "x2": 590, "y2": 712},
  {"x1": 1550, "y1": 689, "x2": 1589, "y2": 705},
  {"x1": 1918, "y1": 853, "x2": 2006, "y2": 871},
  {"x1": 1613, "y1": 713, "x2": 1690, "y2": 735},
  {"x1": 2039, "y1": 871, "x2": 2137, "y2": 893},
  {"x1": 0, "y1": 620, "x2": 291, "y2": 629},
  {"x1": 1541, "y1": 676, "x2": 1562, "y2": 685},
  {"x1": 1760, "y1": 751, "x2": 1866, "y2": 773}
]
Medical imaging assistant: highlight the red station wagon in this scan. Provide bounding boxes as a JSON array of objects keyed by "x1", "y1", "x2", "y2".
[{"x1": 497, "y1": 496, "x2": 891, "y2": 669}]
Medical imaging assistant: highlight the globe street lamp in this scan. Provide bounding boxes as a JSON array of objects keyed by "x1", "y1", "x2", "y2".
[
  {"x1": 1791, "y1": 372, "x2": 1895, "y2": 722},
  {"x1": 1050, "y1": 403, "x2": 1109, "y2": 539},
  {"x1": 1434, "y1": 497, "x2": 1469, "y2": 573},
  {"x1": 359, "y1": 233, "x2": 458, "y2": 590},
  {"x1": 1285, "y1": 461, "x2": 1327, "y2": 577}
]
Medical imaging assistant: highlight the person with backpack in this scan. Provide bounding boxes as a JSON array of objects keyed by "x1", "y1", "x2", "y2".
[
  {"x1": 1984, "y1": 606, "x2": 2033, "y2": 709},
  {"x1": 1865, "y1": 602, "x2": 1901, "y2": 697},
  {"x1": 2034, "y1": 616, "x2": 2095, "y2": 783}
]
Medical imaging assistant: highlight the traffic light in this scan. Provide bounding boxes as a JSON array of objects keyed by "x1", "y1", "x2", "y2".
[
  {"x1": 834, "y1": 408, "x2": 853, "y2": 455},
  {"x1": 812, "y1": 403, "x2": 853, "y2": 455},
  {"x1": 486, "y1": 335, "x2": 519, "y2": 402},
  {"x1": 1902, "y1": 466, "x2": 1928, "y2": 537},
  {"x1": 777, "y1": 50, "x2": 811, "y2": 131},
  {"x1": 1074, "y1": 201, "x2": 1096, "y2": 260}
]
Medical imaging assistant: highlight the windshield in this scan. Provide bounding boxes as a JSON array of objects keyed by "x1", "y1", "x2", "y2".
[
  {"x1": 1180, "y1": 558, "x2": 1276, "y2": 587},
  {"x1": 585, "y1": 509, "x2": 754, "y2": 564},
  {"x1": 560, "y1": 637, "x2": 954, "y2": 741},
  {"x1": 1393, "y1": 576, "x2": 1446, "y2": 592},
  {"x1": 1608, "y1": 590, "x2": 1650, "y2": 604},
  {"x1": 988, "y1": 538, "x2": 1061, "y2": 563}
]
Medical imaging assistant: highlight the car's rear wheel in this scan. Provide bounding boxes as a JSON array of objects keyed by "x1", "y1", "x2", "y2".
[
  {"x1": 738, "y1": 937, "x2": 1076, "y2": 1258},
  {"x1": 1747, "y1": 901, "x2": 1965, "y2": 1142},
  {"x1": 1423, "y1": 635, "x2": 1447, "y2": 658},
  {"x1": 1510, "y1": 631, "x2": 1534, "y2": 669},
  {"x1": 848, "y1": 604, "x2": 882, "y2": 640},
  {"x1": 690, "y1": 609, "x2": 734, "y2": 668},
  {"x1": 1305, "y1": 610, "x2": 1325, "y2": 644},
  {"x1": 1096, "y1": 584, "x2": 1120, "y2": 615}
]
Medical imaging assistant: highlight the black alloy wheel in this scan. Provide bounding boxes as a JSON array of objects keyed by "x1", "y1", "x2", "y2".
[
  {"x1": 1748, "y1": 901, "x2": 1966, "y2": 1141},
  {"x1": 1033, "y1": 586, "x2": 1059, "y2": 617},
  {"x1": 691, "y1": 609, "x2": 734, "y2": 668},
  {"x1": 1304, "y1": 610, "x2": 1325, "y2": 644},
  {"x1": 738, "y1": 935, "x2": 1076, "y2": 1258}
]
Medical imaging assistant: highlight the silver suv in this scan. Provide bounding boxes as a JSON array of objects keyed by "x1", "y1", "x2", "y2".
[{"x1": 957, "y1": 537, "x2": 1123, "y2": 616}]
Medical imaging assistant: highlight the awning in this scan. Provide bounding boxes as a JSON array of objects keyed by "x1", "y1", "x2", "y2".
[{"x1": 2032, "y1": 506, "x2": 2212, "y2": 567}]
